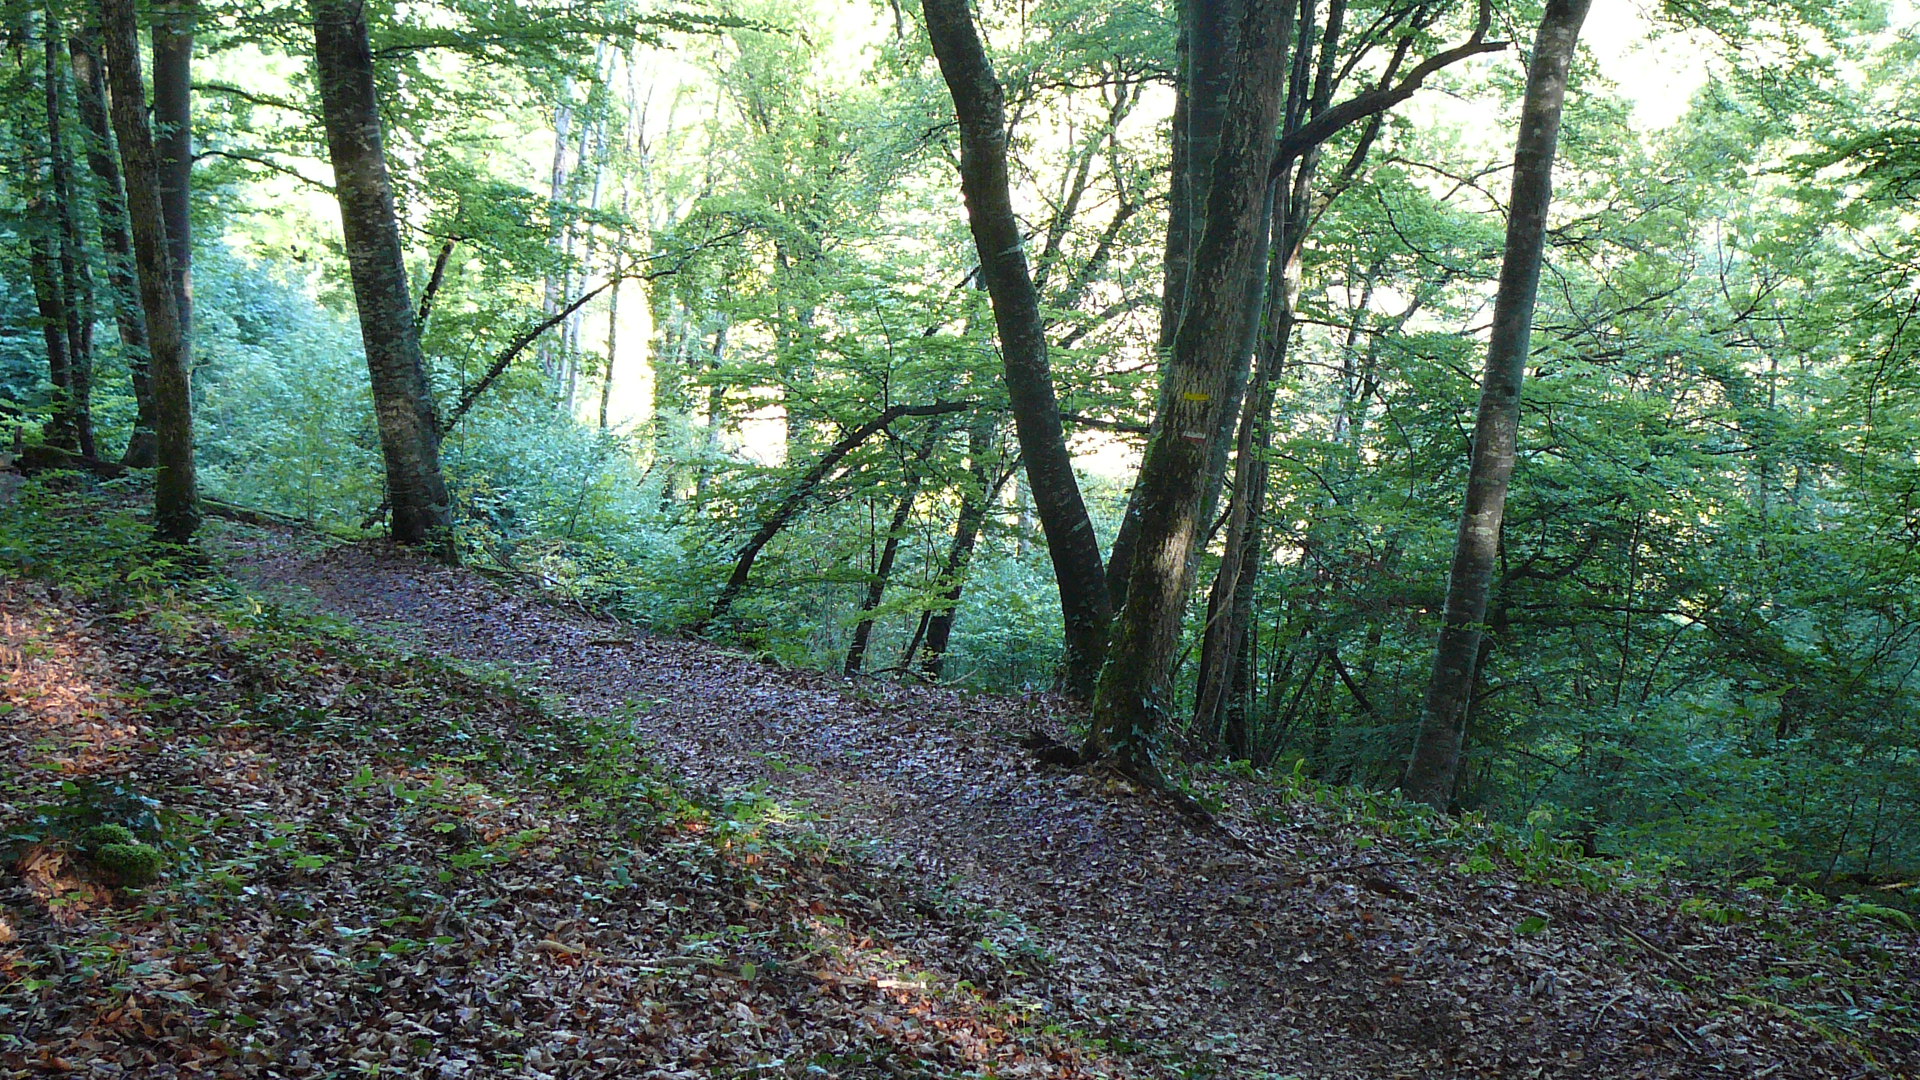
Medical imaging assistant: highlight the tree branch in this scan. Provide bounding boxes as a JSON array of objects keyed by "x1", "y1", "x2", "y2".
[{"x1": 1269, "y1": 0, "x2": 1505, "y2": 180}]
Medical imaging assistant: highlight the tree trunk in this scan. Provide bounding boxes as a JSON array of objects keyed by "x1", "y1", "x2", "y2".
[
  {"x1": 69, "y1": 26, "x2": 157, "y2": 467},
  {"x1": 921, "y1": 412, "x2": 1008, "y2": 679},
  {"x1": 1107, "y1": 0, "x2": 1242, "y2": 611},
  {"x1": 844, "y1": 425, "x2": 941, "y2": 675},
  {"x1": 600, "y1": 254, "x2": 621, "y2": 430},
  {"x1": 26, "y1": 228, "x2": 78, "y2": 453},
  {"x1": 151, "y1": 0, "x2": 193, "y2": 343},
  {"x1": 44, "y1": 27, "x2": 98, "y2": 460},
  {"x1": 1403, "y1": 0, "x2": 1590, "y2": 810},
  {"x1": 1084, "y1": 0, "x2": 1295, "y2": 774},
  {"x1": 922, "y1": 0, "x2": 1112, "y2": 698},
  {"x1": 98, "y1": 0, "x2": 200, "y2": 543},
  {"x1": 703, "y1": 401, "x2": 969, "y2": 630},
  {"x1": 310, "y1": 0, "x2": 456, "y2": 556}
]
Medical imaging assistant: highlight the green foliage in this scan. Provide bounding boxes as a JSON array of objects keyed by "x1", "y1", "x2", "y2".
[
  {"x1": 91, "y1": 842, "x2": 165, "y2": 887},
  {"x1": 81, "y1": 824, "x2": 137, "y2": 850}
]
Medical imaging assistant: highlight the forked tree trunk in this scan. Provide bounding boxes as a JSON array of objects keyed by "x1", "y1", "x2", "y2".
[
  {"x1": 844, "y1": 425, "x2": 941, "y2": 675},
  {"x1": 920, "y1": 411, "x2": 1008, "y2": 679},
  {"x1": 1083, "y1": 0, "x2": 1295, "y2": 775},
  {"x1": 310, "y1": 0, "x2": 456, "y2": 555},
  {"x1": 1403, "y1": 0, "x2": 1591, "y2": 810},
  {"x1": 922, "y1": 0, "x2": 1112, "y2": 698},
  {"x1": 151, "y1": 0, "x2": 193, "y2": 342},
  {"x1": 69, "y1": 26, "x2": 157, "y2": 467},
  {"x1": 98, "y1": 0, "x2": 200, "y2": 542},
  {"x1": 1107, "y1": 0, "x2": 1241, "y2": 611}
]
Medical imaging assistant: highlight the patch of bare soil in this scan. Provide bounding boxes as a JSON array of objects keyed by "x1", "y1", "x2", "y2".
[{"x1": 222, "y1": 534, "x2": 1918, "y2": 1079}]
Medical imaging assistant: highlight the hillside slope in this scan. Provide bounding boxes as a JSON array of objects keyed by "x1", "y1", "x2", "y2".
[{"x1": 3, "y1": 487, "x2": 1917, "y2": 1078}]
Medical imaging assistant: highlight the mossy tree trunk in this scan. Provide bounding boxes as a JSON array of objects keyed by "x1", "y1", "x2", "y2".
[{"x1": 309, "y1": 0, "x2": 456, "y2": 556}]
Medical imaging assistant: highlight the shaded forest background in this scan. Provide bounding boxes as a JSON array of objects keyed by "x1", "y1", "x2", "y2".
[{"x1": 4, "y1": 0, "x2": 1919, "y2": 891}]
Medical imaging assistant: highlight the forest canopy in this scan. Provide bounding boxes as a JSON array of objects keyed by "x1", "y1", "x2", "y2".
[{"x1": 4, "y1": 0, "x2": 1918, "y2": 889}]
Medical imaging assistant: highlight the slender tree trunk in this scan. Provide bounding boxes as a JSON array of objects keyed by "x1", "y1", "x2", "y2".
[
  {"x1": 540, "y1": 80, "x2": 574, "y2": 384},
  {"x1": 922, "y1": 412, "x2": 1007, "y2": 679},
  {"x1": 69, "y1": 27, "x2": 156, "y2": 467},
  {"x1": 600, "y1": 254, "x2": 621, "y2": 430},
  {"x1": 44, "y1": 27, "x2": 98, "y2": 459},
  {"x1": 26, "y1": 227, "x2": 78, "y2": 453},
  {"x1": 310, "y1": 0, "x2": 455, "y2": 555},
  {"x1": 693, "y1": 320, "x2": 727, "y2": 500},
  {"x1": 844, "y1": 425, "x2": 940, "y2": 675},
  {"x1": 703, "y1": 401, "x2": 968, "y2": 630},
  {"x1": 1403, "y1": 0, "x2": 1590, "y2": 810},
  {"x1": 151, "y1": 0, "x2": 193, "y2": 343},
  {"x1": 1084, "y1": 0, "x2": 1294, "y2": 774},
  {"x1": 922, "y1": 0, "x2": 1112, "y2": 698},
  {"x1": 98, "y1": 0, "x2": 199, "y2": 542}
]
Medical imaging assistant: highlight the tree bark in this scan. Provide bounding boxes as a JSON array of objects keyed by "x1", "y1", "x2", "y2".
[
  {"x1": 702, "y1": 401, "x2": 969, "y2": 630},
  {"x1": 1108, "y1": 0, "x2": 1242, "y2": 611},
  {"x1": 600, "y1": 255, "x2": 621, "y2": 430},
  {"x1": 26, "y1": 228, "x2": 78, "y2": 453},
  {"x1": 1403, "y1": 0, "x2": 1590, "y2": 810},
  {"x1": 310, "y1": 0, "x2": 455, "y2": 555},
  {"x1": 844, "y1": 425, "x2": 941, "y2": 675},
  {"x1": 151, "y1": 1, "x2": 193, "y2": 343},
  {"x1": 1084, "y1": 0, "x2": 1295, "y2": 774},
  {"x1": 98, "y1": 0, "x2": 200, "y2": 543},
  {"x1": 69, "y1": 27, "x2": 157, "y2": 467},
  {"x1": 44, "y1": 26, "x2": 98, "y2": 460},
  {"x1": 922, "y1": 0, "x2": 1112, "y2": 698},
  {"x1": 921, "y1": 411, "x2": 1009, "y2": 679}
]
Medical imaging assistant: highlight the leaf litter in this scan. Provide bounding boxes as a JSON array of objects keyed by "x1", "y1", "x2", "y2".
[{"x1": 2, "y1": 522, "x2": 1914, "y2": 1078}]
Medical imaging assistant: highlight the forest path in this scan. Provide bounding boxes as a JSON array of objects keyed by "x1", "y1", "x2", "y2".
[{"x1": 229, "y1": 534, "x2": 1891, "y2": 1080}]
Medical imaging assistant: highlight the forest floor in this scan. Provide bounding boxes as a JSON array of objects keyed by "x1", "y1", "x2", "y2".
[{"x1": 4, "y1": 487, "x2": 1917, "y2": 1078}]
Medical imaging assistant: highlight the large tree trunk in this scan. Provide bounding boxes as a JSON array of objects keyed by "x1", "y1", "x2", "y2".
[
  {"x1": 1107, "y1": 0, "x2": 1242, "y2": 611},
  {"x1": 1403, "y1": 0, "x2": 1591, "y2": 810},
  {"x1": 922, "y1": 0, "x2": 1112, "y2": 698},
  {"x1": 98, "y1": 0, "x2": 200, "y2": 543},
  {"x1": 310, "y1": 0, "x2": 456, "y2": 555},
  {"x1": 69, "y1": 26, "x2": 157, "y2": 467},
  {"x1": 1084, "y1": 0, "x2": 1296, "y2": 774},
  {"x1": 151, "y1": 1, "x2": 193, "y2": 343}
]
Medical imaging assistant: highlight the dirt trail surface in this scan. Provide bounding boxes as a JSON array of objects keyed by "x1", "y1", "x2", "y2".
[{"x1": 232, "y1": 535, "x2": 1913, "y2": 1079}]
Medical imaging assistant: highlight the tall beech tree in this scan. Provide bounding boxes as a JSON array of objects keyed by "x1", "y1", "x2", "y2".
[
  {"x1": 1403, "y1": 0, "x2": 1592, "y2": 810},
  {"x1": 309, "y1": 0, "x2": 455, "y2": 553},
  {"x1": 1083, "y1": 0, "x2": 1295, "y2": 775},
  {"x1": 98, "y1": 0, "x2": 200, "y2": 542},
  {"x1": 42, "y1": 21, "x2": 97, "y2": 460},
  {"x1": 1094, "y1": 0, "x2": 1503, "y2": 775},
  {"x1": 151, "y1": 0, "x2": 194, "y2": 343},
  {"x1": 1105, "y1": 0, "x2": 1241, "y2": 613},
  {"x1": 921, "y1": 0, "x2": 1113, "y2": 698}
]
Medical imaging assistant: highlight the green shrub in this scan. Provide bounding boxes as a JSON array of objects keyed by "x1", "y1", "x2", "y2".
[
  {"x1": 91, "y1": 842, "x2": 164, "y2": 887},
  {"x1": 82, "y1": 823, "x2": 138, "y2": 850}
]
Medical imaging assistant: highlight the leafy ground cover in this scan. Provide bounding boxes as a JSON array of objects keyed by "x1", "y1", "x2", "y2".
[
  {"x1": 0, "y1": 482, "x2": 1119, "y2": 1078},
  {"x1": 3, "y1": 478, "x2": 1918, "y2": 1078}
]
